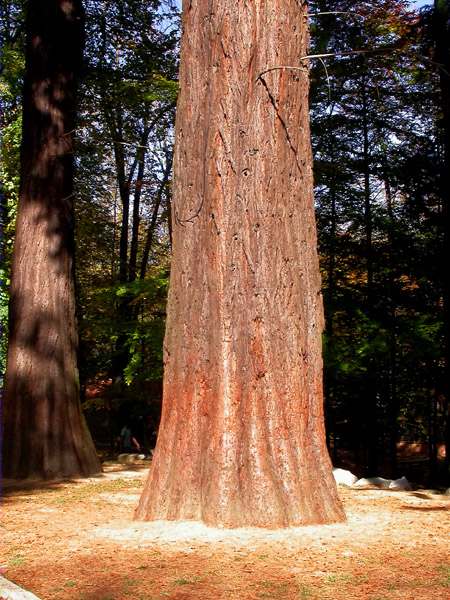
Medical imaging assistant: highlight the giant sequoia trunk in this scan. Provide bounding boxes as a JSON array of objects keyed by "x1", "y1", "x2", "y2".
[
  {"x1": 2, "y1": 0, "x2": 101, "y2": 479},
  {"x1": 136, "y1": 0, "x2": 345, "y2": 527}
]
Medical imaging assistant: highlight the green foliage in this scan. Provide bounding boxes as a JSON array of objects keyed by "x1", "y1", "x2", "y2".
[
  {"x1": 143, "y1": 73, "x2": 178, "y2": 103},
  {"x1": 0, "y1": 45, "x2": 24, "y2": 103},
  {"x1": 77, "y1": 266, "x2": 169, "y2": 386},
  {"x1": 0, "y1": 113, "x2": 21, "y2": 377},
  {"x1": 0, "y1": 115, "x2": 21, "y2": 208},
  {"x1": 74, "y1": 0, "x2": 178, "y2": 427},
  {"x1": 310, "y1": 0, "x2": 447, "y2": 472},
  {"x1": 0, "y1": 1, "x2": 24, "y2": 382},
  {"x1": 115, "y1": 273, "x2": 169, "y2": 386},
  {"x1": 2, "y1": 0, "x2": 447, "y2": 477},
  {"x1": 116, "y1": 73, "x2": 178, "y2": 105}
]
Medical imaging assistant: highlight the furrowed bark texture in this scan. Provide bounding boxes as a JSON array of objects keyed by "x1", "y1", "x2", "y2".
[
  {"x1": 136, "y1": 0, "x2": 345, "y2": 527},
  {"x1": 2, "y1": 0, "x2": 101, "y2": 479}
]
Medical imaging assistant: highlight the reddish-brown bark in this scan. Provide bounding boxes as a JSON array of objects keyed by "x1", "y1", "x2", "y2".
[
  {"x1": 136, "y1": 0, "x2": 345, "y2": 527},
  {"x1": 2, "y1": 0, "x2": 101, "y2": 479}
]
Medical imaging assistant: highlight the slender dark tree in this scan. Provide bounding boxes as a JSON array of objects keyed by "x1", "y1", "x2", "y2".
[
  {"x1": 433, "y1": 0, "x2": 450, "y2": 477},
  {"x1": 136, "y1": 0, "x2": 345, "y2": 528},
  {"x1": 2, "y1": 0, "x2": 101, "y2": 479}
]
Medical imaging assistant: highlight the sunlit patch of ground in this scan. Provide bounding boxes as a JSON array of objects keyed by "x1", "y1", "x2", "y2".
[{"x1": 1, "y1": 465, "x2": 449, "y2": 600}]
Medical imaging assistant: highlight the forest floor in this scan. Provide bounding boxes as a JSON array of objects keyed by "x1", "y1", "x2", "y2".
[{"x1": 1, "y1": 462, "x2": 449, "y2": 600}]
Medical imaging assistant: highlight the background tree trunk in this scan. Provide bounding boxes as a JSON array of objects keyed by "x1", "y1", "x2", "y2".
[
  {"x1": 384, "y1": 175, "x2": 399, "y2": 478},
  {"x1": 434, "y1": 0, "x2": 450, "y2": 480},
  {"x1": 2, "y1": 0, "x2": 101, "y2": 479},
  {"x1": 136, "y1": 0, "x2": 345, "y2": 528},
  {"x1": 324, "y1": 187, "x2": 338, "y2": 461},
  {"x1": 139, "y1": 154, "x2": 173, "y2": 280},
  {"x1": 361, "y1": 80, "x2": 378, "y2": 476}
]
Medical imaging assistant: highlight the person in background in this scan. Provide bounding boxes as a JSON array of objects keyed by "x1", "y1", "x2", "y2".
[{"x1": 120, "y1": 423, "x2": 141, "y2": 453}]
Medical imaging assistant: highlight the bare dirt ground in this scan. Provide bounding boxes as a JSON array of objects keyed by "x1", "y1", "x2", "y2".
[{"x1": 1, "y1": 463, "x2": 449, "y2": 600}]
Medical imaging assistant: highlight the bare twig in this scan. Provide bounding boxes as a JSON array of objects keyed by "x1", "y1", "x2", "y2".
[
  {"x1": 309, "y1": 11, "x2": 365, "y2": 18},
  {"x1": 258, "y1": 48, "x2": 449, "y2": 82},
  {"x1": 317, "y1": 57, "x2": 332, "y2": 105},
  {"x1": 257, "y1": 47, "x2": 400, "y2": 81}
]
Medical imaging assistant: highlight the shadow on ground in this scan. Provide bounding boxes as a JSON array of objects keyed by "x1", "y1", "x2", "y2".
[{"x1": 1, "y1": 463, "x2": 149, "y2": 500}]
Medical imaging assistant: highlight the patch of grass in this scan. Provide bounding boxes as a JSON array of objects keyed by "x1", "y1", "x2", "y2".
[
  {"x1": 325, "y1": 572, "x2": 353, "y2": 584},
  {"x1": 8, "y1": 554, "x2": 25, "y2": 567},
  {"x1": 386, "y1": 582, "x2": 397, "y2": 591},
  {"x1": 438, "y1": 564, "x2": 450, "y2": 587},
  {"x1": 64, "y1": 580, "x2": 77, "y2": 588},
  {"x1": 298, "y1": 584, "x2": 314, "y2": 599},
  {"x1": 173, "y1": 577, "x2": 190, "y2": 586},
  {"x1": 49, "y1": 587, "x2": 63, "y2": 594},
  {"x1": 173, "y1": 575, "x2": 202, "y2": 586},
  {"x1": 49, "y1": 478, "x2": 142, "y2": 505},
  {"x1": 258, "y1": 580, "x2": 290, "y2": 597},
  {"x1": 123, "y1": 577, "x2": 138, "y2": 589}
]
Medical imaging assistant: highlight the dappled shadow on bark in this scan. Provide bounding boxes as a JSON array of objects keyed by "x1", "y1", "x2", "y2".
[
  {"x1": 2, "y1": 1, "x2": 101, "y2": 481},
  {"x1": 3, "y1": 288, "x2": 100, "y2": 479}
]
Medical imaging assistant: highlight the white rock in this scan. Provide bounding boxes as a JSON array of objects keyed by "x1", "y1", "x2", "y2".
[
  {"x1": 117, "y1": 453, "x2": 145, "y2": 465},
  {"x1": 0, "y1": 576, "x2": 41, "y2": 599},
  {"x1": 332, "y1": 468, "x2": 358, "y2": 487},
  {"x1": 389, "y1": 476, "x2": 412, "y2": 491},
  {"x1": 353, "y1": 477, "x2": 392, "y2": 489}
]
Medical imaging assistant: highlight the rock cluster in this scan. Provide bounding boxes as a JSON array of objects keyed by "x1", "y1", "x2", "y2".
[{"x1": 332, "y1": 469, "x2": 412, "y2": 491}]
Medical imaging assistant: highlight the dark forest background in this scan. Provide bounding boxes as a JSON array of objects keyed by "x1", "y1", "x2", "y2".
[{"x1": 1, "y1": 0, "x2": 448, "y2": 484}]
